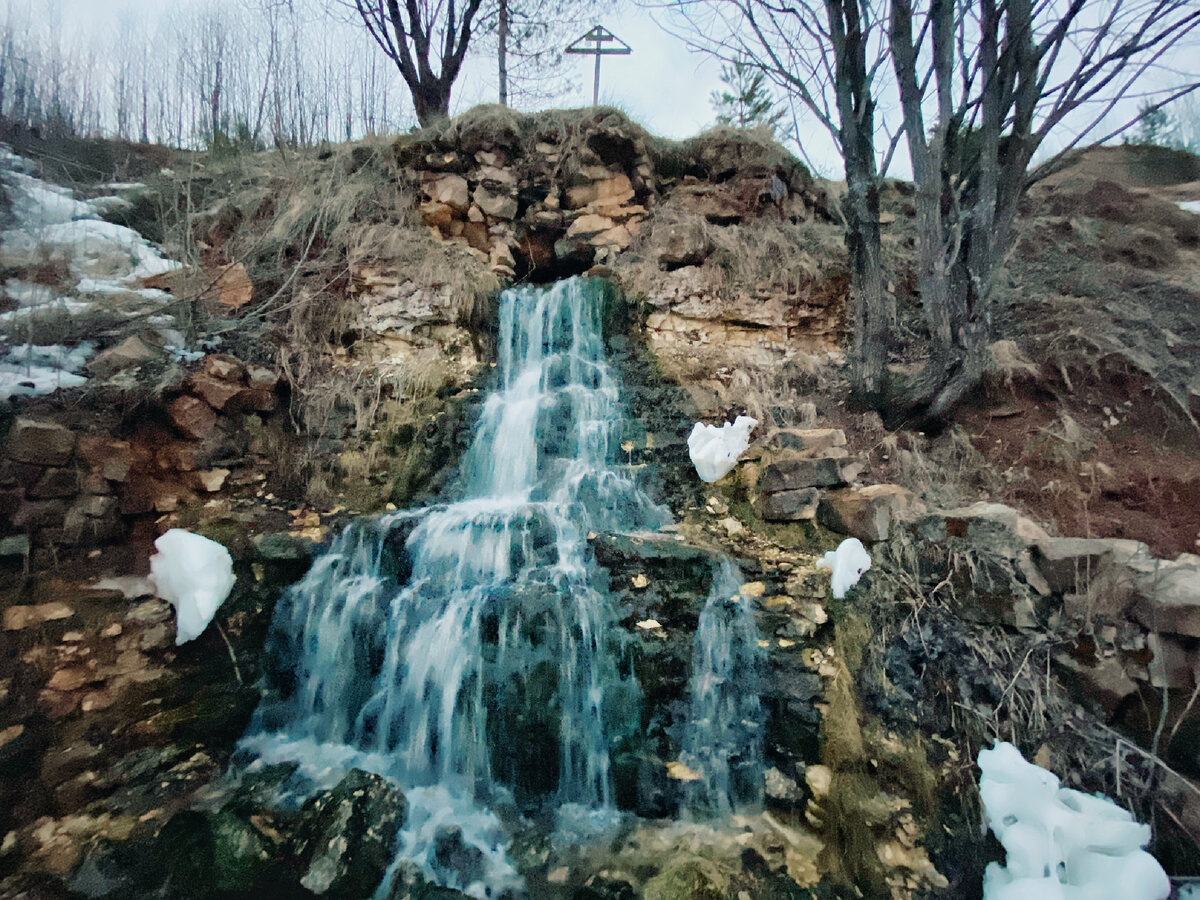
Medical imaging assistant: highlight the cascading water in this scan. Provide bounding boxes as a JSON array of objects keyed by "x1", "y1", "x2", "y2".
[
  {"x1": 236, "y1": 276, "x2": 764, "y2": 897},
  {"x1": 679, "y1": 560, "x2": 765, "y2": 818}
]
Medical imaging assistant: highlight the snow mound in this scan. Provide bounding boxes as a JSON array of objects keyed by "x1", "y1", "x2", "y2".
[
  {"x1": 978, "y1": 741, "x2": 1169, "y2": 900},
  {"x1": 149, "y1": 529, "x2": 237, "y2": 645},
  {"x1": 816, "y1": 537, "x2": 872, "y2": 599},
  {"x1": 687, "y1": 415, "x2": 758, "y2": 482},
  {"x1": 0, "y1": 341, "x2": 94, "y2": 399}
]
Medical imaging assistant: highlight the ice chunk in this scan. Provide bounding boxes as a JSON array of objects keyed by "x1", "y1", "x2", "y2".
[
  {"x1": 149, "y1": 529, "x2": 237, "y2": 645},
  {"x1": 978, "y1": 740, "x2": 1169, "y2": 900},
  {"x1": 1178, "y1": 200, "x2": 1200, "y2": 215},
  {"x1": 687, "y1": 415, "x2": 758, "y2": 482},
  {"x1": 816, "y1": 537, "x2": 872, "y2": 599}
]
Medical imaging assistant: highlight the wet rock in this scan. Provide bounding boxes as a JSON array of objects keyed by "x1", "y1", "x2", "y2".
[
  {"x1": 818, "y1": 484, "x2": 919, "y2": 542},
  {"x1": 643, "y1": 858, "x2": 725, "y2": 900},
  {"x1": 760, "y1": 456, "x2": 858, "y2": 492},
  {"x1": 189, "y1": 373, "x2": 243, "y2": 410},
  {"x1": 761, "y1": 487, "x2": 820, "y2": 522},
  {"x1": 8, "y1": 419, "x2": 76, "y2": 466},
  {"x1": 296, "y1": 768, "x2": 407, "y2": 898}
]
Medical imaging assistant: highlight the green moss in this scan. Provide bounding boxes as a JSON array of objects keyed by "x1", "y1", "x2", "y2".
[{"x1": 642, "y1": 858, "x2": 726, "y2": 900}]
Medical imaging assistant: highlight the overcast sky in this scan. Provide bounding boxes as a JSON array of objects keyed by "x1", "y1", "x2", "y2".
[{"x1": 22, "y1": 0, "x2": 1200, "y2": 180}]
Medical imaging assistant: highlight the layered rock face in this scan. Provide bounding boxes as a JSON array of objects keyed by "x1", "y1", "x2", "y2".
[{"x1": 393, "y1": 107, "x2": 847, "y2": 373}]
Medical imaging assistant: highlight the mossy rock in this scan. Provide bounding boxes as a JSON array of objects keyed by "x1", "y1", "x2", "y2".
[{"x1": 642, "y1": 858, "x2": 726, "y2": 900}]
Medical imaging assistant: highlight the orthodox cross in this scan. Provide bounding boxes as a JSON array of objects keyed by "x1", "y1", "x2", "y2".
[{"x1": 565, "y1": 25, "x2": 632, "y2": 107}]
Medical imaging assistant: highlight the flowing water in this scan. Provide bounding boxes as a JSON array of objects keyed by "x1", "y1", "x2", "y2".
[{"x1": 237, "y1": 277, "x2": 763, "y2": 897}]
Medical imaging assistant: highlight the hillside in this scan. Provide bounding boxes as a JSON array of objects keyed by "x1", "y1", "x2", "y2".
[{"x1": 0, "y1": 107, "x2": 1197, "y2": 899}]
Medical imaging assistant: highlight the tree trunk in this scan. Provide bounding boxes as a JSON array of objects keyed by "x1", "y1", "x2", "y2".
[
  {"x1": 498, "y1": 0, "x2": 509, "y2": 106},
  {"x1": 412, "y1": 79, "x2": 452, "y2": 126}
]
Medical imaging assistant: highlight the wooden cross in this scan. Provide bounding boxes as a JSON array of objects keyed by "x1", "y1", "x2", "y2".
[{"x1": 565, "y1": 25, "x2": 632, "y2": 107}]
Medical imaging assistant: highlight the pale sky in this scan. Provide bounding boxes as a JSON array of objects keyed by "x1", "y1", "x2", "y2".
[{"x1": 23, "y1": 0, "x2": 1200, "y2": 180}]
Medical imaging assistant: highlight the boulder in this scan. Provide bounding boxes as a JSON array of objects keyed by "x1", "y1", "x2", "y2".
[
  {"x1": 1128, "y1": 554, "x2": 1200, "y2": 638},
  {"x1": 296, "y1": 769, "x2": 407, "y2": 899},
  {"x1": 567, "y1": 213, "x2": 616, "y2": 237},
  {"x1": 761, "y1": 487, "x2": 820, "y2": 522},
  {"x1": 760, "y1": 456, "x2": 859, "y2": 493},
  {"x1": 1147, "y1": 632, "x2": 1200, "y2": 688},
  {"x1": 1034, "y1": 537, "x2": 1151, "y2": 595},
  {"x1": 419, "y1": 201, "x2": 454, "y2": 230},
  {"x1": 817, "y1": 484, "x2": 919, "y2": 542},
  {"x1": 938, "y1": 502, "x2": 1052, "y2": 545},
  {"x1": 8, "y1": 419, "x2": 76, "y2": 466}
]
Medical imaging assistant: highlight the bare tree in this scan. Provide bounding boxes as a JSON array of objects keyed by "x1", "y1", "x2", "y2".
[
  {"x1": 349, "y1": 0, "x2": 485, "y2": 126},
  {"x1": 655, "y1": 1, "x2": 897, "y2": 401},
  {"x1": 657, "y1": 0, "x2": 1200, "y2": 420},
  {"x1": 889, "y1": 0, "x2": 1200, "y2": 419}
]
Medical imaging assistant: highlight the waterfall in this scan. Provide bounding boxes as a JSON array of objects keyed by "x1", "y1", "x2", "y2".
[
  {"x1": 680, "y1": 560, "x2": 765, "y2": 818},
  {"x1": 237, "y1": 277, "x2": 671, "y2": 897}
]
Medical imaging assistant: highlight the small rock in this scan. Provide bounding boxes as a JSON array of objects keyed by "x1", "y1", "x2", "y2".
[
  {"x1": 194, "y1": 469, "x2": 230, "y2": 492},
  {"x1": 817, "y1": 484, "x2": 919, "y2": 542},
  {"x1": 87, "y1": 335, "x2": 162, "y2": 378},
  {"x1": 8, "y1": 419, "x2": 76, "y2": 466},
  {"x1": 189, "y1": 374, "x2": 243, "y2": 410},
  {"x1": 760, "y1": 456, "x2": 858, "y2": 493},
  {"x1": 761, "y1": 487, "x2": 819, "y2": 522},
  {"x1": 28, "y1": 466, "x2": 80, "y2": 500},
  {"x1": 4, "y1": 602, "x2": 74, "y2": 630},
  {"x1": 720, "y1": 516, "x2": 744, "y2": 536},
  {"x1": 168, "y1": 396, "x2": 218, "y2": 440}
]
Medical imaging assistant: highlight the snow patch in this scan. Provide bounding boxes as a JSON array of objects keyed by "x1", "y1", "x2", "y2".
[
  {"x1": 1177, "y1": 200, "x2": 1200, "y2": 215},
  {"x1": 687, "y1": 415, "x2": 758, "y2": 482},
  {"x1": 978, "y1": 740, "x2": 1169, "y2": 900},
  {"x1": 816, "y1": 537, "x2": 872, "y2": 599},
  {"x1": 0, "y1": 341, "x2": 94, "y2": 399},
  {"x1": 149, "y1": 529, "x2": 236, "y2": 645}
]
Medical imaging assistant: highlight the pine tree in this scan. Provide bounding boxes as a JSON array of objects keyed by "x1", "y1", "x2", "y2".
[{"x1": 710, "y1": 57, "x2": 784, "y2": 133}]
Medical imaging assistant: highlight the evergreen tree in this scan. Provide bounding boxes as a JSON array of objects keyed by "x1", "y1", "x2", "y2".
[{"x1": 710, "y1": 57, "x2": 784, "y2": 133}]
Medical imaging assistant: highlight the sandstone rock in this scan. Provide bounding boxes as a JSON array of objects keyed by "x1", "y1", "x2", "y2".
[
  {"x1": 760, "y1": 456, "x2": 858, "y2": 493},
  {"x1": 761, "y1": 487, "x2": 820, "y2": 522},
  {"x1": 194, "y1": 469, "x2": 230, "y2": 492},
  {"x1": 419, "y1": 201, "x2": 454, "y2": 230},
  {"x1": 472, "y1": 185, "x2": 517, "y2": 220},
  {"x1": 3, "y1": 602, "x2": 73, "y2": 630},
  {"x1": 567, "y1": 213, "x2": 616, "y2": 237},
  {"x1": 47, "y1": 666, "x2": 91, "y2": 692},
  {"x1": 230, "y1": 385, "x2": 278, "y2": 413},
  {"x1": 657, "y1": 222, "x2": 713, "y2": 269},
  {"x1": 592, "y1": 224, "x2": 633, "y2": 250},
  {"x1": 817, "y1": 484, "x2": 919, "y2": 542},
  {"x1": 475, "y1": 164, "x2": 516, "y2": 187},
  {"x1": 87, "y1": 335, "x2": 161, "y2": 378},
  {"x1": 79, "y1": 438, "x2": 133, "y2": 482},
  {"x1": 28, "y1": 466, "x2": 80, "y2": 500},
  {"x1": 189, "y1": 374, "x2": 243, "y2": 411},
  {"x1": 462, "y1": 220, "x2": 490, "y2": 253},
  {"x1": 1128, "y1": 554, "x2": 1200, "y2": 638},
  {"x1": 1034, "y1": 537, "x2": 1151, "y2": 595},
  {"x1": 169, "y1": 396, "x2": 218, "y2": 440},
  {"x1": 210, "y1": 263, "x2": 254, "y2": 310},
  {"x1": 1052, "y1": 652, "x2": 1140, "y2": 717},
  {"x1": 8, "y1": 419, "x2": 75, "y2": 466},
  {"x1": 421, "y1": 173, "x2": 469, "y2": 212}
]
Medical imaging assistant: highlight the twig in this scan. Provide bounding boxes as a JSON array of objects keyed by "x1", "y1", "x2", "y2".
[{"x1": 215, "y1": 621, "x2": 244, "y2": 685}]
